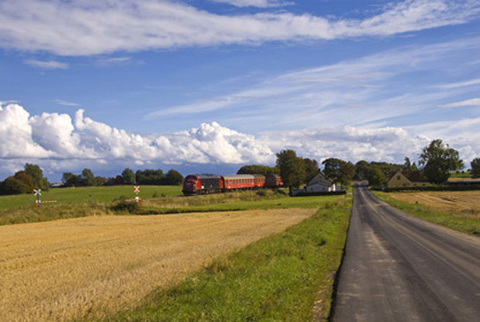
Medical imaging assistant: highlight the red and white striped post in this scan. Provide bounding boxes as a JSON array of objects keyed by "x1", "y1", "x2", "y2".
[{"x1": 134, "y1": 186, "x2": 141, "y2": 204}]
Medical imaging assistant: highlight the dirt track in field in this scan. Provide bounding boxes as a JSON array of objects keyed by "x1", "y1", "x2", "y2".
[
  {"x1": 388, "y1": 191, "x2": 480, "y2": 219},
  {"x1": 0, "y1": 209, "x2": 314, "y2": 321}
]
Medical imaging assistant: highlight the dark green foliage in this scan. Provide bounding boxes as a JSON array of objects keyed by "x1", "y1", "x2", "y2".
[
  {"x1": 237, "y1": 165, "x2": 279, "y2": 175},
  {"x1": 322, "y1": 158, "x2": 356, "y2": 186},
  {"x1": 354, "y1": 160, "x2": 400, "y2": 187},
  {"x1": 136, "y1": 169, "x2": 165, "y2": 185},
  {"x1": 62, "y1": 172, "x2": 80, "y2": 187},
  {"x1": 419, "y1": 139, "x2": 464, "y2": 184},
  {"x1": 303, "y1": 158, "x2": 320, "y2": 183},
  {"x1": 110, "y1": 199, "x2": 140, "y2": 213},
  {"x1": 80, "y1": 168, "x2": 95, "y2": 186},
  {"x1": 24, "y1": 163, "x2": 50, "y2": 190},
  {"x1": 276, "y1": 149, "x2": 306, "y2": 194},
  {"x1": 121, "y1": 168, "x2": 136, "y2": 184},
  {"x1": 0, "y1": 176, "x2": 33, "y2": 195},
  {"x1": 471, "y1": 158, "x2": 480, "y2": 178},
  {"x1": 164, "y1": 169, "x2": 184, "y2": 185}
]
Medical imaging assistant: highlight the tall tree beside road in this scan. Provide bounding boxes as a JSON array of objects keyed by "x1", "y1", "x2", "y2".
[
  {"x1": 322, "y1": 158, "x2": 356, "y2": 186},
  {"x1": 419, "y1": 139, "x2": 464, "y2": 184},
  {"x1": 276, "y1": 149, "x2": 305, "y2": 194}
]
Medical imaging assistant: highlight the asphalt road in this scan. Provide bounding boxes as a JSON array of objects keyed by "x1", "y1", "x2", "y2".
[{"x1": 332, "y1": 183, "x2": 480, "y2": 321}]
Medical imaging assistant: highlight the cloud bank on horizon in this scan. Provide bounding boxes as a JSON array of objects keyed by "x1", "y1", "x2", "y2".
[
  {"x1": 1, "y1": 0, "x2": 480, "y2": 180},
  {"x1": 1, "y1": 102, "x2": 478, "y2": 181}
]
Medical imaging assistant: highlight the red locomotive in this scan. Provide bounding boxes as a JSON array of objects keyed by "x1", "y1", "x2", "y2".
[{"x1": 182, "y1": 173, "x2": 283, "y2": 195}]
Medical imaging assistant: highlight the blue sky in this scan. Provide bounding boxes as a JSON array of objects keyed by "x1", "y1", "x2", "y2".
[{"x1": 1, "y1": 0, "x2": 480, "y2": 181}]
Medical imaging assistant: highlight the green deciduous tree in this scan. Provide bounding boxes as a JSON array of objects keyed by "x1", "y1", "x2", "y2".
[
  {"x1": 322, "y1": 158, "x2": 356, "y2": 186},
  {"x1": 164, "y1": 169, "x2": 184, "y2": 185},
  {"x1": 24, "y1": 163, "x2": 50, "y2": 190},
  {"x1": 136, "y1": 169, "x2": 165, "y2": 185},
  {"x1": 62, "y1": 172, "x2": 80, "y2": 187},
  {"x1": 80, "y1": 169, "x2": 95, "y2": 186},
  {"x1": 122, "y1": 168, "x2": 136, "y2": 184},
  {"x1": 419, "y1": 139, "x2": 464, "y2": 184},
  {"x1": 471, "y1": 158, "x2": 480, "y2": 178},
  {"x1": 303, "y1": 158, "x2": 319, "y2": 183},
  {"x1": 276, "y1": 149, "x2": 305, "y2": 194},
  {"x1": 0, "y1": 170, "x2": 35, "y2": 195},
  {"x1": 237, "y1": 165, "x2": 279, "y2": 175}
]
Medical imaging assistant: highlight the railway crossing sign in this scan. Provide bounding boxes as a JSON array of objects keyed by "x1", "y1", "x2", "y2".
[
  {"x1": 133, "y1": 186, "x2": 141, "y2": 203},
  {"x1": 33, "y1": 188, "x2": 56, "y2": 208}
]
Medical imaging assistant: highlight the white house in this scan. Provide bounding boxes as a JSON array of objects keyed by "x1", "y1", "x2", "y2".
[
  {"x1": 305, "y1": 171, "x2": 337, "y2": 192},
  {"x1": 292, "y1": 171, "x2": 338, "y2": 196}
]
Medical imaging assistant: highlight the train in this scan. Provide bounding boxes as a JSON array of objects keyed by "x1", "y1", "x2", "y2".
[{"x1": 182, "y1": 173, "x2": 283, "y2": 195}]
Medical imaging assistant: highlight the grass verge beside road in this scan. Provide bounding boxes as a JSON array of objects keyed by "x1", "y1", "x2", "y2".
[
  {"x1": 373, "y1": 191, "x2": 480, "y2": 236},
  {"x1": 111, "y1": 196, "x2": 352, "y2": 321}
]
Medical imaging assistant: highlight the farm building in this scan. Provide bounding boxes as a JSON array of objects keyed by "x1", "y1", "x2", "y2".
[
  {"x1": 292, "y1": 171, "x2": 342, "y2": 196},
  {"x1": 387, "y1": 169, "x2": 431, "y2": 189}
]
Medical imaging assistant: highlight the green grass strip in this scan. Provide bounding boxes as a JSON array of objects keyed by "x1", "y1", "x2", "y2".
[
  {"x1": 109, "y1": 197, "x2": 351, "y2": 322},
  {"x1": 373, "y1": 191, "x2": 480, "y2": 236}
]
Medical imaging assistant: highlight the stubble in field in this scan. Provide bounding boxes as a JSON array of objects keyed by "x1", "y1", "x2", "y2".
[
  {"x1": 0, "y1": 209, "x2": 314, "y2": 321},
  {"x1": 388, "y1": 191, "x2": 480, "y2": 219}
]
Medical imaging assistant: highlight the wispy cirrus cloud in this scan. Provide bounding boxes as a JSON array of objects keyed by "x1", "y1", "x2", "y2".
[
  {"x1": 150, "y1": 36, "x2": 480, "y2": 133},
  {"x1": 1, "y1": 0, "x2": 479, "y2": 56},
  {"x1": 443, "y1": 98, "x2": 480, "y2": 108},
  {"x1": 24, "y1": 59, "x2": 69, "y2": 69},
  {"x1": 53, "y1": 99, "x2": 81, "y2": 107},
  {"x1": 210, "y1": 0, "x2": 291, "y2": 8}
]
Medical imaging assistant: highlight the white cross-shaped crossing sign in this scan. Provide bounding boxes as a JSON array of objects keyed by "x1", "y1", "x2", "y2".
[
  {"x1": 34, "y1": 189, "x2": 41, "y2": 196},
  {"x1": 134, "y1": 186, "x2": 140, "y2": 193}
]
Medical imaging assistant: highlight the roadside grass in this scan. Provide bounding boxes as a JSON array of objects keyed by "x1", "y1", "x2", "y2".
[
  {"x1": 373, "y1": 191, "x2": 480, "y2": 236},
  {"x1": 109, "y1": 195, "x2": 352, "y2": 322}
]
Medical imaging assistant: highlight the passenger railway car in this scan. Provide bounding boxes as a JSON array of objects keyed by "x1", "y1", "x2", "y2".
[
  {"x1": 182, "y1": 173, "x2": 283, "y2": 196},
  {"x1": 223, "y1": 174, "x2": 256, "y2": 191}
]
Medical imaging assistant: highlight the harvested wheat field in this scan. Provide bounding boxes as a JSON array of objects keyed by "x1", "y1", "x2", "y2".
[
  {"x1": 0, "y1": 209, "x2": 314, "y2": 321},
  {"x1": 388, "y1": 191, "x2": 480, "y2": 219}
]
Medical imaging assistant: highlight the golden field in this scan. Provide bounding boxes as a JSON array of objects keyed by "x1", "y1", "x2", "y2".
[
  {"x1": 0, "y1": 209, "x2": 314, "y2": 321},
  {"x1": 388, "y1": 191, "x2": 480, "y2": 219}
]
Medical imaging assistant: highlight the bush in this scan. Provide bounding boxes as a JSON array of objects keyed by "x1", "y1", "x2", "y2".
[{"x1": 110, "y1": 200, "x2": 140, "y2": 213}]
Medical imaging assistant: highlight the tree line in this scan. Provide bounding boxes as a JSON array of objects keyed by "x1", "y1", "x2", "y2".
[{"x1": 61, "y1": 168, "x2": 184, "y2": 187}]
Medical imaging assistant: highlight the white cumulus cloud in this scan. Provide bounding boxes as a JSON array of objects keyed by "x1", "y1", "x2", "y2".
[{"x1": 1, "y1": 103, "x2": 479, "y2": 181}]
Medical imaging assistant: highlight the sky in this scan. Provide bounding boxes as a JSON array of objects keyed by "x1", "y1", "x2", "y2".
[{"x1": 1, "y1": 0, "x2": 480, "y2": 182}]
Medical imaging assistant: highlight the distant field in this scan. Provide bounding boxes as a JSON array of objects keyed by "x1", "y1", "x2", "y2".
[
  {"x1": 0, "y1": 185, "x2": 182, "y2": 210},
  {"x1": 0, "y1": 209, "x2": 315, "y2": 321}
]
